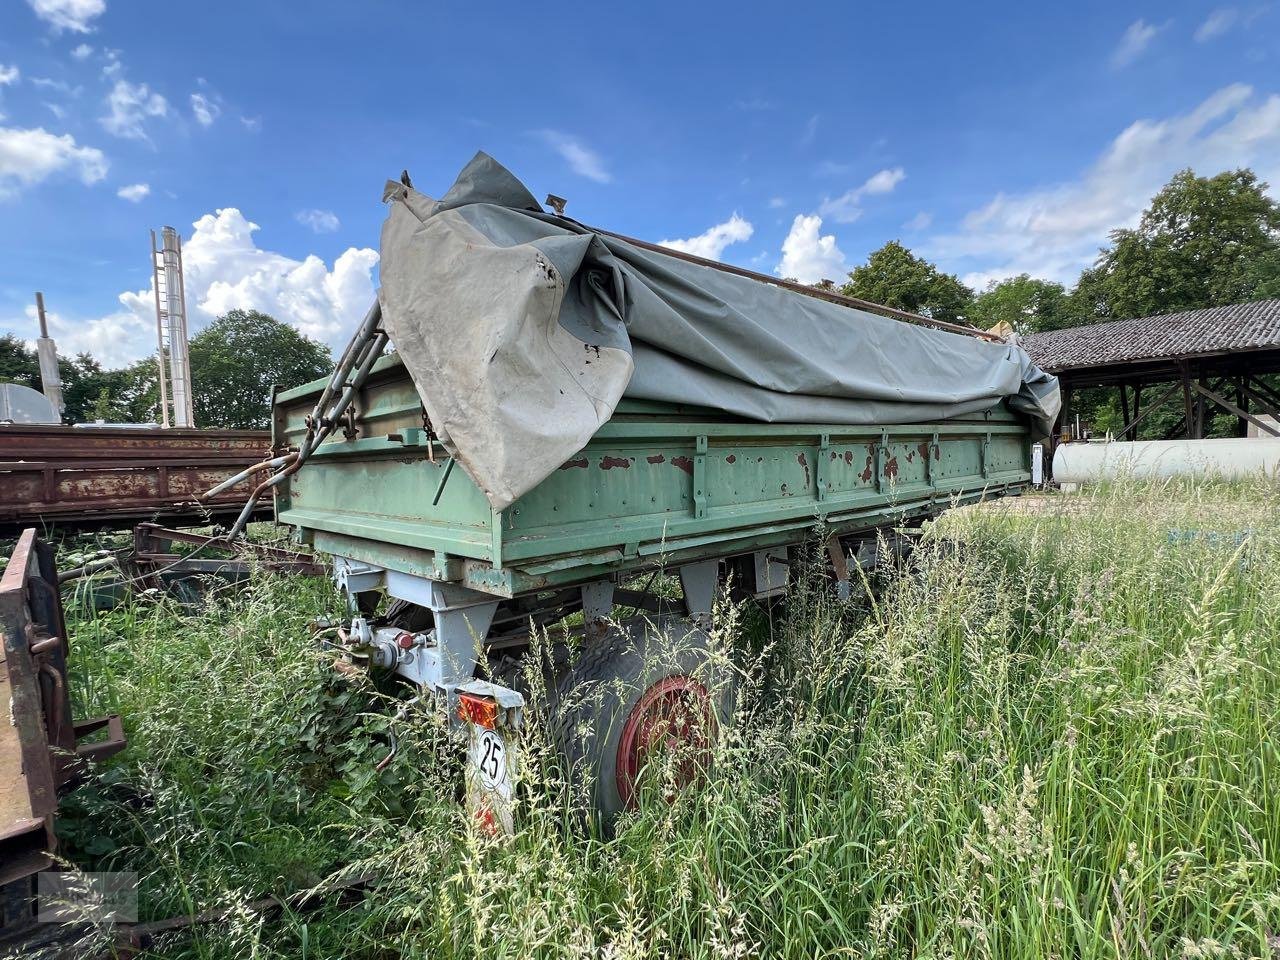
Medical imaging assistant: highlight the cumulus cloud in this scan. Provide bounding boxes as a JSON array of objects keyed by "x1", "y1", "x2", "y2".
[
  {"x1": 0, "y1": 65, "x2": 19, "y2": 86},
  {"x1": 190, "y1": 92, "x2": 219, "y2": 127},
  {"x1": 116, "y1": 182, "x2": 149, "y2": 202},
  {"x1": 776, "y1": 214, "x2": 847, "y2": 283},
  {"x1": 296, "y1": 208, "x2": 340, "y2": 233},
  {"x1": 26, "y1": 0, "x2": 106, "y2": 33},
  {"x1": 659, "y1": 214, "x2": 753, "y2": 261},
  {"x1": 0, "y1": 125, "x2": 107, "y2": 199},
  {"x1": 1195, "y1": 8, "x2": 1238, "y2": 41},
  {"x1": 818, "y1": 167, "x2": 906, "y2": 223},
  {"x1": 44, "y1": 208, "x2": 378, "y2": 366},
  {"x1": 70, "y1": 43, "x2": 93, "y2": 59},
  {"x1": 926, "y1": 84, "x2": 1280, "y2": 287},
  {"x1": 536, "y1": 130, "x2": 611, "y2": 183},
  {"x1": 1112, "y1": 19, "x2": 1160, "y2": 68},
  {"x1": 100, "y1": 78, "x2": 168, "y2": 141},
  {"x1": 903, "y1": 211, "x2": 933, "y2": 231}
]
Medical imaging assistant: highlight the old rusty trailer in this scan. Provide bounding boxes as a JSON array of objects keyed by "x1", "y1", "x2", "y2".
[
  {"x1": 273, "y1": 352, "x2": 1035, "y2": 822},
  {"x1": 0, "y1": 425, "x2": 271, "y2": 536},
  {"x1": 1, "y1": 529, "x2": 125, "y2": 938}
]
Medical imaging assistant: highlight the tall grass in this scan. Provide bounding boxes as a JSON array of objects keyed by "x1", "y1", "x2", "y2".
[{"x1": 55, "y1": 480, "x2": 1280, "y2": 958}]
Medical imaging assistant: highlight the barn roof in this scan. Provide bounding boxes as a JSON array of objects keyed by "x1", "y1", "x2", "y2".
[{"x1": 1021, "y1": 299, "x2": 1280, "y2": 373}]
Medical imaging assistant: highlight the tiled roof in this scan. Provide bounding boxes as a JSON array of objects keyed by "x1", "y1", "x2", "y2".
[{"x1": 1021, "y1": 299, "x2": 1280, "y2": 372}]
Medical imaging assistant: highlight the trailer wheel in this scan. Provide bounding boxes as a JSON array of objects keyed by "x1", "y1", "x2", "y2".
[{"x1": 551, "y1": 616, "x2": 729, "y2": 825}]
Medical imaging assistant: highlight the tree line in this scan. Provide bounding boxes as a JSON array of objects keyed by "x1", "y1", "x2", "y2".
[
  {"x1": 3, "y1": 167, "x2": 1278, "y2": 434},
  {"x1": 0, "y1": 309, "x2": 333, "y2": 430},
  {"x1": 834, "y1": 169, "x2": 1280, "y2": 334}
]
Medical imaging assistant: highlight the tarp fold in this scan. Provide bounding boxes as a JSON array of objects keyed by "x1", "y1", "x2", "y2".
[{"x1": 379, "y1": 153, "x2": 1060, "y2": 509}]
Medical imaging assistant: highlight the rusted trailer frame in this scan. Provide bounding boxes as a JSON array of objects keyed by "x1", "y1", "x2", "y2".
[
  {"x1": 0, "y1": 425, "x2": 272, "y2": 535},
  {"x1": 1, "y1": 530, "x2": 125, "y2": 918}
]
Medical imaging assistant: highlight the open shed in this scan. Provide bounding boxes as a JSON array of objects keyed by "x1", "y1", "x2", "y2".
[{"x1": 1021, "y1": 299, "x2": 1280, "y2": 441}]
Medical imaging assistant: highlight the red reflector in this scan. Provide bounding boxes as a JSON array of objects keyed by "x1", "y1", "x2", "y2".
[{"x1": 458, "y1": 693, "x2": 498, "y2": 729}]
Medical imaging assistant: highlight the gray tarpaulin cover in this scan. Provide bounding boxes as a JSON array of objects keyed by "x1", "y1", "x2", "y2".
[{"x1": 379, "y1": 153, "x2": 1061, "y2": 510}]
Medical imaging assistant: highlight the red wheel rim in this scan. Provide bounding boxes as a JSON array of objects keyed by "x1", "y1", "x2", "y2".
[{"x1": 615, "y1": 674, "x2": 715, "y2": 809}]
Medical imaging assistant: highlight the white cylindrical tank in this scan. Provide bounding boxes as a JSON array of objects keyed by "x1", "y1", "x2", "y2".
[{"x1": 1054, "y1": 438, "x2": 1280, "y2": 487}]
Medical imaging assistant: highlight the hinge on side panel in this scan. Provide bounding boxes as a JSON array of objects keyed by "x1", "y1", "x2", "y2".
[
  {"x1": 980, "y1": 431, "x2": 992, "y2": 479},
  {"x1": 927, "y1": 432, "x2": 940, "y2": 489},
  {"x1": 875, "y1": 430, "x2": 888, "y2": 494},
  {"x1": 693, "y1": 435, "x2": 707, "y2": 519},
  {"x1": 816, "y1": 433, "x2": 830, "y2": 502}
]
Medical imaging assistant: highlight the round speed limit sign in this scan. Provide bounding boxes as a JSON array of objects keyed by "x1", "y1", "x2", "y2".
[{"x1": 474, "y1": 729, "x2": 508, "y2": 790}]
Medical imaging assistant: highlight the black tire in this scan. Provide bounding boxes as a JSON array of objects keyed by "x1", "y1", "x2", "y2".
[{"x1": 550, "y1": 615, "x2": 732, "y2": 827}]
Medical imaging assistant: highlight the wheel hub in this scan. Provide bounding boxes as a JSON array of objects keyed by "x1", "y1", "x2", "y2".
[{"x1": 615, "y1": 674, "x2": 714, "y2": 808}]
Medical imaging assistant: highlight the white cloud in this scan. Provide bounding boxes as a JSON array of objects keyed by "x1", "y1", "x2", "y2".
[
  {"x1": 0, "y1": 65, "x2": 19, "y2": 86},
  {"x1": 190, "y1": 92, "x2": 219, "y2": 127},
  {"x1": 926, "y1": 84, "x2": 1280, "y2": 287},
  {"x1": 800, "y1": 114, "x2": 819, "y2": 147},
  {"x1": 0, "y1": 125, "x2": 107, "y2": 199},
  {"x1": 1112, "y1": 19, "x2": 1160, "y2": 68},
  {"x1": 861, "y1": 167, "x2": 906, "y2": 195},
  {"x1": 659, "y1": 214, "x2": 753, "y2": 261},
  {"x1": 818, "y1": 166, "x2": 906, "y2": 223},
  {"x1": 536, "y1": 130, "x2": 611, "y2": 183},
  {"x1": 44, "y1": 208, "x2": 378, "y2": 366},
  {"x1": 44, "y1": 102, "x2": 66, "y2": 119},
  {"x1": 70, "y1": 43, "x2": 93, "y2": 59},
  {"x1": 903, "y1": 211, "x2": 933, "y2": 231},
  {"x1": 1195, "y1": 8, "x2": 1238, "y2": 41},
  {"x1": 30, "y1": 76, "x2": 79, "y2": 95},
  {"x1": 768, "y1": 196, "x2": 786, "y2": 209},
  {"x1": 776, "y1": 214, "x2": 847, "y2": 283},
  {"x1": 116, "y1": 182, "x2": 148, "y2": 202},
  {"x1": 239, "y1": 115, "x2": 262, "y2": 132},
  {"x1": 25, "y1": 0, "x2": 105, "y2": 33},
  {"x1": 296, "y1": 208, "x2": 340, "y2": 233},
  {"x1": 100, "y1": 78, "x2": 168, "y2": 140}
]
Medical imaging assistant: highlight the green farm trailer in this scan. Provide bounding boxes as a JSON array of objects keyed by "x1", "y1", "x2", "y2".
[
  {"x1": 248, "y1": 153, "x2": 1057, "y2": 823},
  {"x1": 268, "y1": 351, "x2": 1036, "y2": 821}
]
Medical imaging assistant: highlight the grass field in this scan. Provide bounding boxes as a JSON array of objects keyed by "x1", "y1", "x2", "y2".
[{"x1": 50, "y1": 480, "x2": 1280, "y2": 959}]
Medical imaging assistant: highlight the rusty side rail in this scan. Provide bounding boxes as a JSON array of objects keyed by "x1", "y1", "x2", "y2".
[
  {"x1": 0, "y1": 425, "x2": 272, "y2": 535},
  {"x1": 1, "y1": 529, "x2": 126, "y2": 893}
]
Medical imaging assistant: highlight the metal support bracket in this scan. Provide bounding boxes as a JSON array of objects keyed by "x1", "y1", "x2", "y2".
[
  {"x1": 693, "y1": 435, "x2": 708, "y2": 519},
  {"x1": 875, "y1": 430, "x2": 888, "y2": 493},
  {"x1": 679, "y1": 559, "x2": 718, "y2": 625},
  {"x1": 752, "y1": 548, "x2": 789, "y2": 597},
  {"x1": 581, "y1": 580, "x2": 615, "y2": 636},
  {"x1": 816, "y1": 433, "x2": 830, "y2": 501}
]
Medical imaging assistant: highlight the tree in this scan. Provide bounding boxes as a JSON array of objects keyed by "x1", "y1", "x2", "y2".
[
  {"x1": 970, "y1": 274, "x2": 1074, "y2": 334},
  {"x1": 1090, "y1": 168, "x2": 1280, "y2": 319},
  {"x1": 0, "y1": 334, "x2": 40, "y2": 388},
  {"x1": 842, "y1": 241, "x2": 973, "y2": 324},
  {"x1": 188, "y1": 310, "x2": 333, "y2": 429}
]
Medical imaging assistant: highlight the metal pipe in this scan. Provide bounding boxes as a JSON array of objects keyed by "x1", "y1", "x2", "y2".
[
  {"x1": 34, "y1": 292, "x2": 65, "y2": 418},
  {"x1": 149, "y1": 230, "x2": 171, "y2": 428},
  {"x1": 202, "y1": 455, "x2": 292, "y2": 499},
  {"x1": 310, "y1": 300, "x2": 382, "y2": 433}
]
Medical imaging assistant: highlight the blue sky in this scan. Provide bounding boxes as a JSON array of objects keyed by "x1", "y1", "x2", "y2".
[{"x1": 1, "y1": 0, "x2": 1279, "y2": 367}]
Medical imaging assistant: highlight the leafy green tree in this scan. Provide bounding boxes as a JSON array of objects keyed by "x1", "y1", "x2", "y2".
[
  {"x1": 189, "y1": 310, "x2": 333, "y2": 429},
  {"x1": 842, "y1": 241, "x2": 973, "y2": 324},
  {"x1": 0, "y1": 334, "x2": 40, "y2": 388},
  {"x1": 970, "y1": 274, "x2": 1074, "y2": 334},
  {"x1": 1091, "y1": 168, "x2": 1280, "y2": 319}
]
